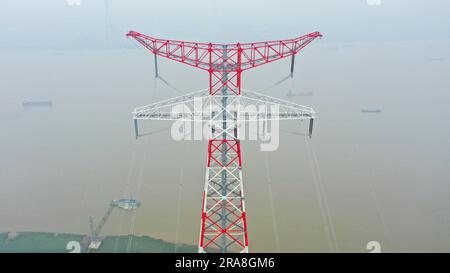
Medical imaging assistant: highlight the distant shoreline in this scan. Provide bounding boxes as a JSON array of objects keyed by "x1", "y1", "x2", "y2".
[{"x1": 0, "y1": 231, "x2": 196, "y2": 253}]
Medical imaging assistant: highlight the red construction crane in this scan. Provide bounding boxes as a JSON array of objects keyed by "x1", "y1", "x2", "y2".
[{"x1": 127, "y1": 31, "x2": 322, "y2": 253}]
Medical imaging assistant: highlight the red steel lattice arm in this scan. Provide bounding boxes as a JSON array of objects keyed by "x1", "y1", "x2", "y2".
[{"x1": 127, "y1": 31, "x2": 322, "y2": 95}]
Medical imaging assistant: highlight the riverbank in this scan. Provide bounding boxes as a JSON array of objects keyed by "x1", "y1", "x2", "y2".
[{"x1": 0, "y1": 232, "x2": 196, "y2": 253}]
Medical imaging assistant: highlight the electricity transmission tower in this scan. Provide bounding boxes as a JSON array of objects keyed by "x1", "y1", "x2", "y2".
[{"x1": 127, "y1": 31, "x2": 322, "y2": 253}]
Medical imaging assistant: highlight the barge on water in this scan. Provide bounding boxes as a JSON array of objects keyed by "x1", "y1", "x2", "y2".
[
  {"x1": 22, "y1": 100, "x2": 53, "y2": 108},
  {"x1": 112, "y1": 199, "x2": 141, "y2": 210}
]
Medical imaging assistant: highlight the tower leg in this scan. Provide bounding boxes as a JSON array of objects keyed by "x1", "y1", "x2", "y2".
[{"x1": 199, "y1": 139, "x2": 248, "y2": 253}]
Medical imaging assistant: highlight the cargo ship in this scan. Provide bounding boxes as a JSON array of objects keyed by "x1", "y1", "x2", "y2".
[
  {"x1": 361, "y1": 109, "x2": 382, "y2": 113},
  {"x1": 22, "y1": 100, "x2": 53, "y2": 108}
]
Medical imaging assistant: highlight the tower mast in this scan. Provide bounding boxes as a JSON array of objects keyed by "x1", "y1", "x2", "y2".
[{"x1": 127, "y1": 31, "x2": 322, "y2": 253}]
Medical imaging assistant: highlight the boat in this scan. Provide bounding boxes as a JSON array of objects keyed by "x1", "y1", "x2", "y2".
[
  {"x1": 22, "y1": 100, "x2": 53, "y2": 108},
  {"x1": 361, "y1": 109, "x2": 382, "y2": 113},
  {"x1": 112, "y1": 199, "x2": 141, "y2": 210}
]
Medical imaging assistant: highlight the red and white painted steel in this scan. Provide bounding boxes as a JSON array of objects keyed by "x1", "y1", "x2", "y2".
[{"x1": 127, "y1": 31, "x2": 321, "y2": 253}]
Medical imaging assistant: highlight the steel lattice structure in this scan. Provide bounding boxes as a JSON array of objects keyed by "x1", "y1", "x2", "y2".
[{"x1": 127, "y1": 31, "x2": 321, "y2": 253}]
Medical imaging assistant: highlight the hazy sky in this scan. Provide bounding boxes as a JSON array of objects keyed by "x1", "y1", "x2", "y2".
[{"x1": 1, "y1": 0, "x2": 450, "y2": 50}]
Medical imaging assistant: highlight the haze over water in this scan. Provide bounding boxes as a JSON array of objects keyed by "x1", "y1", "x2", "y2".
[{"x1": 1, "y1": 0, "x2": 450, "y2": 252}]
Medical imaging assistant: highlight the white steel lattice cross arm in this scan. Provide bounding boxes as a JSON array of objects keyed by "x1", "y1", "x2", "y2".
[{"x1": 133, "y1": 89, "x2": 315, "y2": 123}]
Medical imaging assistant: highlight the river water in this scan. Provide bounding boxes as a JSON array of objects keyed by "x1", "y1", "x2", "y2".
[{"x1": 1, "y1": 0, "x2": 450, "y2": 252}]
